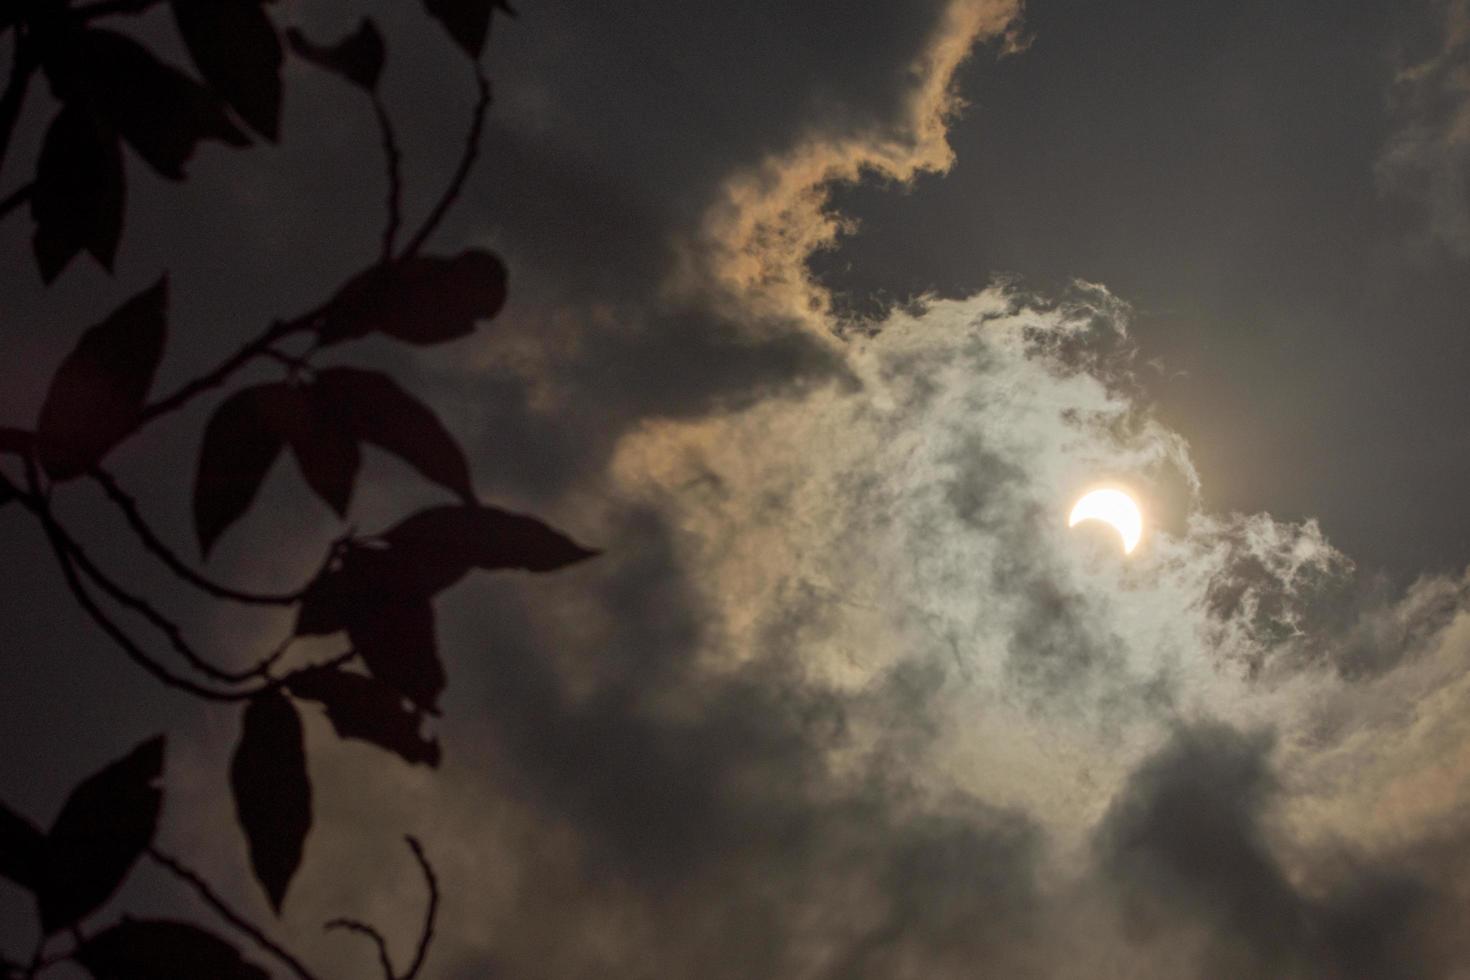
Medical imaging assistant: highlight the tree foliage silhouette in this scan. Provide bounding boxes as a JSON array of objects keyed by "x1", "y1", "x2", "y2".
[{"x1": 0, "y1": 1, "x2": 593, "y2": 976}]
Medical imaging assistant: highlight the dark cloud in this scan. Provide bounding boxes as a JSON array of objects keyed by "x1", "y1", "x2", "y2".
[{"x1": 1096, "y1": 721, "x2": 1448, "y2": 979}]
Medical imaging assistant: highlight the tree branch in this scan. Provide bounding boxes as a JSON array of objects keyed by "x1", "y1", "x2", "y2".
[
  {"x1": 89, "y1": 466, "x2": 311, "y2": 607},
  {"x1": 321, "y1": 837, "x2": 438, "y2": 980},
  {"x1": 20, "y1": 462, "x2": 354, "y2": 698},
  {"x1": 25, "y1": 468, "x2": 261, "y2": 701},
  {"x1": 0, "y1": 34, "x2": 37, "y2": 180},
  {"x1": 324, "y1": 919, "x2": 395, "y2": 980},
  {"x1": 0, "y1": 181, "x2": 30, "y2": 224},
  {"x1": 402, "y1": 71, "x2": 490, "y2": 257},
  {"x1": 74, "y1": 0, "x2": 165, "y2": 19},
  {"x1": 374, "y1": 97, "x2": 403, "y2": 264},
  {"x1": 401, "y1": 836, "x2": 439, "y2": 980},
  {"x1": 130, "y1": 319, "x2": 304, "y2": 437},
  {"x1": 147, "y1": 848, "x2": 322, "y2": 980}
]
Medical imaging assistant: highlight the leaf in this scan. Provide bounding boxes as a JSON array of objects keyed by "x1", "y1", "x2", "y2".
[
  {"x1": 193, "y1": 383, "x2": 298, "y2": 557},
  {"x1": 31, "y1": 103, "x2": 124, "y2": 284},
  {"x1": 386, "y1": 504, "x2": 598, "y2": 575},
  {"x1": 82, "y1": 29, "x2": 249, "y2": 179},
  {"x1": 36, "y1": 278, "x2": 168, "y2": 480},
  {"x1": 295, "y1": 545, "x2": 404, "y2": 637},
  {"x1": 292, "y1": 385, "x2": 360, "y2": 517},
  {"x1": 0, "y1": 801, "x2": 44, "y2": 891},
  {"x1": 39, "y1": 736, "x2": 164, "y2": 933},
  {"x1": 422, "y1": 0, "x2": 514, "y2": 58},
  {"x1": 230, "y1": 691, "x2": 311, "y2": 912},
  {"x1": 286, "y1": 19, "x2": 385, "y2": 91},
  {"x1": 77, "y1": 918, "x2": 268, "y2": 980},
  {"x1": 348, "y1": 596, "x2": 444, "y2": 713},
  {"x1": 172, "y1": 0, "x2": 283, "y2": 141},
  {"x1": 295, "y1": 507, "x2": 595, "y2": 638},
  {"x1": 287, "y1": 667, "x2": 441, "y2": 767},
  {"x1": 312, "y1": 368, "x2": 474, "y2": 502},
  {"x1": 314, "y1": 251, "x2": 507, "y2": 346}
]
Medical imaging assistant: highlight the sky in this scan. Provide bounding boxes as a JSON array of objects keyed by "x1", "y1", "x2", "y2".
[{"x1": 5, "y1": 0, "x2": 1470, "y2": 977}]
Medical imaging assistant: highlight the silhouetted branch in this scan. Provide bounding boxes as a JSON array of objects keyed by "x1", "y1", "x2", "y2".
[
  {"x1": 147, "y1": 848, "x2": 323, "y2": 980},
  {"x1": 0, "y1": 182, "x2": 30, "y2": 224},
  {"x1": 89, "y1": 466, "x2": 310, "y2": 607},
  {"x1": 402, "y1": 836, "x2": 438, "y2": 980},
  {"x1": 322, "y1": 837, "x2": 438, "y2": 980},
  {"x1": 26, "y1": 471, "x2": 259, "y2": 701},
  {"x1": 402, "y1": 71, "x2": 490, "y2": 256},
  {"x1": 21, "y1": 461, "x2": 353, "y2": 698},
  {"x1": 324, "y1": 919, "x2": 395, "y2": 980},
  {"x1": 375, "y1": 97, "x2": 403, "y2": 263},
  {"x1": 0, "y1": 36, "x2": 37, "y2": 177},
  {"x1": 131, "y1": 319, "x2": 305, "y2": 437},
  {"x1": 39, "y1": 490, "x2": 268, "y2": 684},
  {"x1": 74, "y1": 0, "x2": 165, "y2": 19}
]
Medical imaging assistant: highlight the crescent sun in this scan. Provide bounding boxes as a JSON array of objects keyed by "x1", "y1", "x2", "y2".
[{"x1": 1068, "y1": 488, "x2": 1143, "y2": 554}]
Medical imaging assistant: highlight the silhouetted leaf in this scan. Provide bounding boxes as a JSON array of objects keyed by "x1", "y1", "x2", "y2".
[
  {"x1": 82, "y1": 29, "x2": 248, "y2": 179},
  {"x1": 77, "y1": 918, "x2": 268, "y2": 980},
  {"x1": 313, "y1": 368, "x2": 474, "y2": 502},
  {"x1": 348, "y1": 596, "x2": 444, "y2": 713},
  {"x1": 193, "y1": 383, "x2": 298, "y2": 557},
  {"x1": 286, "y1": 19, "x2": 385, "y2": 91},
  {"x1": 288, "y1": 667, "x2": 441, "y2": 767},
  {"x1": 39, "y1": 736, "x2": 163, "y2": 933},
  {"x1": 31, "y1": 103, "x2": 124, "y2": 284},
  {"x1": 295, "y1": 544, "x2": 401, "y2": 636},
  {"x1": 422, "y1": 0, "x2": 514, "y2": 58},
  {"x1": 36, "y1": 278, "x2": 167, "y2": 480},
  {"x1": 295, "y1": 507, "x2": 593, "y2": 647},
  {"x1": 294, "y1": 385, "x2": 360, "y2": 517},
  {"x1": 386, "y1": 504, "x2": 598, "y2": 576},
  {"x1": 172, "y1": 0, "x2": 283, "y2": 141},
  {"x1": 314, "y1": 251, "x2": 507, "y2": 346},
  {"x1": 230, "y1": 690, "x2": 310, "y2": 913},
  {"x1": 0, "y1": 801, "x2": 44, "y2": 891}
]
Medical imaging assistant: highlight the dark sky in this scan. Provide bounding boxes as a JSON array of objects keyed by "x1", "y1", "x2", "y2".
[
  {"x1": 5, "y1": 0, "x2": 1470, "y2": 977},
  {"x1": 813, "y1": 0, "x2": 1470, "y2": 581}
]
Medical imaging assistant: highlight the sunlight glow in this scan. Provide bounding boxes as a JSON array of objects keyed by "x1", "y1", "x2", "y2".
[{"x1": 1068, "y1": 488, "x2": 1143, "y2": 554}]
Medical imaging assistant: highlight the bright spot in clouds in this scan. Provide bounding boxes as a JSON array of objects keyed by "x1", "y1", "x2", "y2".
[{"x1": 1069, "y1": 488, "x2": 1143, "y2": 554}]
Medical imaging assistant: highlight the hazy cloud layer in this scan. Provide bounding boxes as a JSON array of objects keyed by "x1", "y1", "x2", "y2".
[
  {"x1": 1380, "y1": 0, "x2": 1470, "y2": 255},
  {"x1": 8, "y1": 1, "x2": 1470, "y2": 977}
]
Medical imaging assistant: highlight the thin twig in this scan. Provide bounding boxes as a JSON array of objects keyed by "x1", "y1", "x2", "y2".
[
  {"x1": 324, "y1": 919, "x2": 396, "y2": 980},
  {"x1": 73, "y1": 0, "x2": 164, "y2": 19},
  {"x1": 0, "y1": 181, "x2": 30, "y2": 224},
  {"x1": 89, "y1": 467, "x2": 309, "y2": 607},
  {"x1": 147, "y1": 848, "x2": 322, "y2": 980},
  {"x1": 401, "y1": 836, "x2": 438, "y2": 980},
  {"x1": 402, "y1": 71, "x2": 490, "y2": 257},
  {"x1": 25, "y1": 464, "x2": 260, "y2": 702},
  {"x1": 20, "y1": 464, "x2": 352, "y2": 697},
  {"x1": 321, "y1": 837, "x2": 438, "y2": 980},
  {"x1": 129, "y1": 319, "x2": 303, "y2": 437},
  {"x1": 374, "y1": 97, "x2": 403, "y2": 264},
  {"x1": 64, "y1": 532, "x2": 262, "y2": 683}
]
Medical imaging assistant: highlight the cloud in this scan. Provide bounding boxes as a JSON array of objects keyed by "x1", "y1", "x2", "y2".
[{"x1": 1378, "y1": 0, "x2": 1470, "y2": 256}]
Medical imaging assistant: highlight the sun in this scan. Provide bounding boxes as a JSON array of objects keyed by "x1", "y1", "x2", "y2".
[{"x1": 1068, "y1": 488, "x2": 1143, "y2": 554}]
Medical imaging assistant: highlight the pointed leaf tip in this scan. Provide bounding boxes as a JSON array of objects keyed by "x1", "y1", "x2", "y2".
[
  {"x1": 32, "y1": 104, "x2": 125, "y2": 284},
  {"x1": 39, "y1": 736, "x2": 164, "y2": 933},
  {"x1": 37, "y1": 277, "x2": 168, "y2": 480},
  {"x1": 230, "y1": 691, "x2": 311, "y2": 912},
  {"x1": 286, "y1": 19, "x2": 385, "y2": 91},
  {"x1": 172, "y1": 0, "x2": 284, "y2": 141}
]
